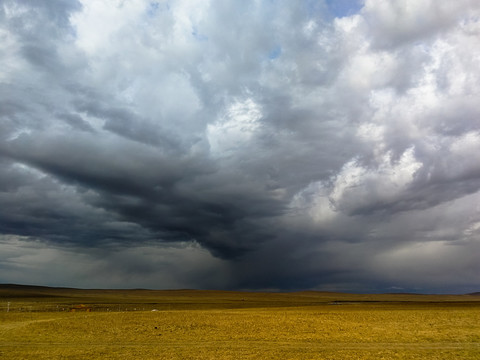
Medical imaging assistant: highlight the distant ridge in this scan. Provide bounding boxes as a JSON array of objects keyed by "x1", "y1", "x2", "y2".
[
  {"x1": 2, "y1": 284, "x2": 480, "y2": 296},
  {"x1": 0, "y1": 283, "x2": 74, "y2": 290},
  {"x1": 0, "y1": 284, "x2": 197, "y2": 292},
  {"x1": 383, "y1": 292, "x2": 425, "y2": 295}
]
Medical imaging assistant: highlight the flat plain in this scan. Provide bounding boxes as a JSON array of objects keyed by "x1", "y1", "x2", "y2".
[{"x1": 1, "y1": 285, "x2": 479, "y2": 359}]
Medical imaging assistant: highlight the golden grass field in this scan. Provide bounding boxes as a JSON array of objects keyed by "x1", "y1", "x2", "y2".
[{"x1": 1, "y1": 285, "x2": 479, "y2": 359}]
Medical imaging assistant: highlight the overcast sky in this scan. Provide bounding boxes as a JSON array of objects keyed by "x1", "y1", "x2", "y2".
[{"x1": 1, "y1": 0, "x2": 480, "y2": 293}]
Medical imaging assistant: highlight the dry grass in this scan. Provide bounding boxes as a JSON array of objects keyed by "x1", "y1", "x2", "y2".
[{"x1": 1, "y1": 286, "x2": 479, "y2": 359}]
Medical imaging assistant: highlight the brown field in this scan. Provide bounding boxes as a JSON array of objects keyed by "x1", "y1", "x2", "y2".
[{"x1": 1, "y1": 285, "x2": 479, "y2": 359}]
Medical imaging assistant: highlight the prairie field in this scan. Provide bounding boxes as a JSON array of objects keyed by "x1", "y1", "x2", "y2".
[{"x1": 0, "y1": 285, "x2": 479, "y2": 359}]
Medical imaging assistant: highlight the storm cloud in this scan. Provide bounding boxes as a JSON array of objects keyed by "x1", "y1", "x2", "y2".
[{"x1": 1, "y1": 0, "x2": 480, "y2": 293}]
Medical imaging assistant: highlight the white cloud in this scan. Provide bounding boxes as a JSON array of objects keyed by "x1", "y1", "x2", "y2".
[
  {"x1": 71, "y1": 0, "x2": 148, "y2": 55},
  {"x1": 294, "y1": 147, "x2": 422, "y2": 220},
  {"x1": 207, "y1": 98, "x2": 263, "y2": 156},
  {"x1": 362, "y1": 0, "x2": 480, "y2": 48}
]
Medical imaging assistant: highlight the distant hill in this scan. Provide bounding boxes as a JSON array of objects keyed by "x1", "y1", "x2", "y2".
[
  {"x1": 2, "y1": 284, "x2": 480, "y2": 300},
  {"x1": 0, "y1": 283, "x2": 72, "y2": 290},
  {"x1": 0, "y1": 283, "x2": 77, "y2": 299}
]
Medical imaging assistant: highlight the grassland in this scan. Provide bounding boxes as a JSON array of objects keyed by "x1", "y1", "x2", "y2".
[{"x1": 1, "y1": 285, "x2": 479, "y2": 359}]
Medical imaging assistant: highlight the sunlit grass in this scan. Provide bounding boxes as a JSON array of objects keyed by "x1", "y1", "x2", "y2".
[{"x1": 1, "y1": 287, "x2": 479, "y2": 359}]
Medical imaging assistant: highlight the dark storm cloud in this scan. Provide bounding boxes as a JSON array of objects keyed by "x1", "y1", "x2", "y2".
[
  {"x1": 73, "y1": 98, "x2": 182, "y2": 150},
  {"x1": 1, "y1": 0, "x2": 480, "y2": 293},
  {"x1": 0, "y1": 126, "x2": 285, "y2": 258}
]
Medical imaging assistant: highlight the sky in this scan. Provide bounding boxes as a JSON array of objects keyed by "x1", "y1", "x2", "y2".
[{"x1": 1, "y1": 0, "x2": 480, "y2": 293}]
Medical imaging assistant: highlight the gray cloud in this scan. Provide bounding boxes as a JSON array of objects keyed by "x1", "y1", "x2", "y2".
[
  {"x1": 1, "y1": 0, "x2": 480, "y2": 293},
  {"x1": 57, "y1": 112, "x2": 95, "y2": 133}
]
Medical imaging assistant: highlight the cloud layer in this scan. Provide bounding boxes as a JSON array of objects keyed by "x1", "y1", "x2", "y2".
[{"x1": 1, "y1": 0, "x2": 480, "y2": 292}]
